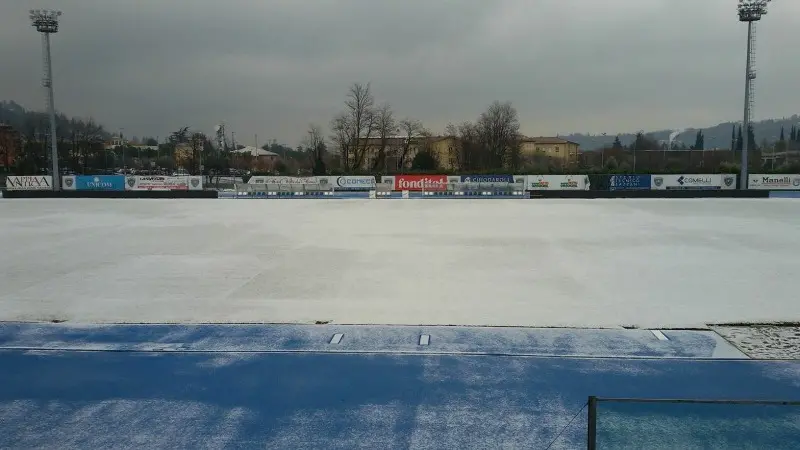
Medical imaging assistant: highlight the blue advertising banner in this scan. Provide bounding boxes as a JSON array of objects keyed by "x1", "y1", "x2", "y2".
[
  {"x1": 460, "y1": 175, "x2": 515, "y2": 183},
  {"x1": 74, "y1": 175, "x2": 126, "y2": 191},
  {"x1": 609, "y1": 175, "x2": 651, "y2": 191}
]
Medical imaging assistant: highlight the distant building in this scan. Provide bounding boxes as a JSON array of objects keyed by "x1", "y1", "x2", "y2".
[
  {"x1": 345, "y1": 135, "x2": 580, "y2": 171},
  {"x1": 520, "y1": 137, "x2": 580, "y2": 167},
  {"x1": 231, "y1": 146, "x2": 280, "y2": 172},
  {"x1": 232, "y1": 146, "x2": 280, "y2": 160},
  {"x1": 0, "y1": 124, "x2": 22, "y2": 169},
  {"x1": 104, "y1": 133, "x2": 158, "y2": 152}
]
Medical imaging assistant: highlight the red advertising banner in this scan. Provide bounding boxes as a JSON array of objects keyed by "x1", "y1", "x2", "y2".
[{"x1": 394, "y1": 174, "x2": 448, "y2": 191}]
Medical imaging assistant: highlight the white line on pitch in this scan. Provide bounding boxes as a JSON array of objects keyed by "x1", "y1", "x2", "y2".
[
  {"x1": 419, "y1": 334, "x2": 430, "y2": 346},
  {"x1": 651, "y1": 330, "x2": 669, "y2": 341},
  {"x1": 329, "y1": 333, "x2": 343, "y2": 344}
]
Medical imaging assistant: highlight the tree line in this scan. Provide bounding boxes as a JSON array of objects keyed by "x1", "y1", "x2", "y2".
[{"x1": 4, "y1": 95, "x2": 800, "y2": 178}]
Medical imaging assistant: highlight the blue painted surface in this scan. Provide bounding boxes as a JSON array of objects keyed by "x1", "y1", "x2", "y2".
[
  {"x1": 596, "y1": 399, "x2": 800, "y2": 449},
  {"x1": 609, "y1": 174, "x2": 651, "y2": 191},
  {"x1": 0, "y1": 349, "x2": 798, "y2": 449},
  {"x1": 0, "y1": 323, "x2": 744, "y2": 359},
  {"x1": 770, "y1": 191, "x2": 800, "y2": 198},
  {"x1": 74, "y1": 175, "x2": 126, "y2": 191}
]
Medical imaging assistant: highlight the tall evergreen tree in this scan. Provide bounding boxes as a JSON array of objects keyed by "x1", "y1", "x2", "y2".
[
  {"x1": 612, "y1": 135, "x2": 623, "y2": 149},
  {"x1": 790, "y1": 126, "x2": 796, "y2": 142},
  {"x1": 780, "y1": 126, "x2": 785, "y2": 141},
  {"x1": 747, "y1": 125, "x2": 757, "y2": 151},
  {"x1": 736, "y1": 125, "x2": 744, "y2": 152},
  {"x1": 731, "y1": 125, "x2": 736, "y2": 151},
  {"x1": 693, "y1": 130, "x2": 704, "y2": 151}
]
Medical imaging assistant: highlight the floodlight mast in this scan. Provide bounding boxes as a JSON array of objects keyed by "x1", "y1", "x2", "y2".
[
  {"x1": 737, "y1": 0, "x2": 770, "y2": 190},
  {"x1": 29, "y1": 9, "x2": 62, "y2": 190}
]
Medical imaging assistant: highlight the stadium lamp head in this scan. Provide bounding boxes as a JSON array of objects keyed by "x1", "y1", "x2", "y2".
[
  {"x1": 738, "y1": 0, "x2": 771, "y2": 22},
  {"x1": 30, "y1": 9, "x2": 62, "y2": 33}
]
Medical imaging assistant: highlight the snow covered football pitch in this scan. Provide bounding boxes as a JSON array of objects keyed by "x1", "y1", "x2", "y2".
[{"x1": 0, "y1": 198, "x2": 798, "y2": 327}]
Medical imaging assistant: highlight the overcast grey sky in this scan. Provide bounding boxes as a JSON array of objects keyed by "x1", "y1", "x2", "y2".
[{"x1": 1, "y1": 0, "x2": 798, "y2": 145}]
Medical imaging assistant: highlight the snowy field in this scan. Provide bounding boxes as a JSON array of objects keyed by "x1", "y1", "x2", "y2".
[{"x1": 0, "y1": 198, "x2": 798, "y2": 327}]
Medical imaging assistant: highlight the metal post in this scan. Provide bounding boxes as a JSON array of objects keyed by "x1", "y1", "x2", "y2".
[
  {"x1": 31, "y1": 9, "x2": 62, "y2": 190},
  {"x1": 741, "y1": 21, "x2": 753, "y2": 189},
  {"x1": 587, "y1": 396, "x2": 597, "y2": 450},
  {"x1": 120, "y1": 128, "x2": 125, "y2": 174},
  {"x1": 42, "y1": 33, "x2": 59, "y2": 190}
]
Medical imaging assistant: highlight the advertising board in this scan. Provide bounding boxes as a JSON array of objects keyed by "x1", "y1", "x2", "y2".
[
  {"x1": 650, "y1": 174, "x2": 736, "y2": 190},
  {"x1": 748, "y1": 174, "x2": 800, "y2": 190},
  {"x1": 525, "y1": 175, "x2": 590, "y2": 190},
  {"x1": 63, "y1": 175, "x2": 125, "y2": 191},
  {"x1": 609, "y1": 175, "x2": 652, "y2": 191},
  {"x1": 126, "y1": 176, "x2": 203, "y2": 191},
  {"x1": 247, "y1": 176, "x2": 323, "y2": 185},
  {"x1": 460, "y1": 175, "x2": 515, "y2": 184},
  {"x1": 5, "y1": 175, "x2": 53, "y2": 190},
  {"x1": 393, "y1": 174, "x2": 447, "y2": 191},
  {"x1": 332, "y1": 175, "x2": 376, "y2": 190}
]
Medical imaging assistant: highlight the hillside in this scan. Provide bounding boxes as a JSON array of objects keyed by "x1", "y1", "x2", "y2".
[
  {"x1": 563, "y1": 116, "x2": 800, "y2": 151},
  {"x1": 0, "y1": 100, "x2": 111, "y2": 141}
]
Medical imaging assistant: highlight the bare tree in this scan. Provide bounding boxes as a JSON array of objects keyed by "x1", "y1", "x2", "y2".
[
  {"x1": 71, "y1": 119, "x2": 105, "y2": 173},
  {"x1": 476, "y1": 101, "x2": 521, "y2": 169},
  {"x1": 330, "y1": 82, "x2": 377, "y2": 171},
  {"x1": 189, "y1": 132, "x2": 206, "y2": 174},
  {"x1": 445, "y1": 102, "x2": 521, "y2": 171},
  {"x1": 446, "y1": 121, "x2": 480, "y2": 171},
  {"x1": 372, "y1": 103, "x2": 397, "y2": 171},
  {"x1": 397, "y1": 118, "x2": 427, "y2": 170},
  {"x1": 304, "y1": 123, "x2": 327, "y2": 175}
]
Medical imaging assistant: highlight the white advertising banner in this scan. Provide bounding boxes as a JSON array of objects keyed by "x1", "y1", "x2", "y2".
[
  {"x1": 748, "y1": 174, "x2": 800, "y2": 190},
  {"x1": 525, "y1": 175, "x2": 590, "y2": 190},
  {"x1": 62, "y1": 175, "x2": 76, "y2": 190},
  {"x1": 247, "y1": 176, "x2": 324, "y2": 185},
  {"x1": 5, "y1": 175, "x2": 53, "y2": 190},
  {"x1": 126, "y1": 176, "x2": 203, "y2": 191},
  {"x1": 330, "y1": 175, "x2": 376, "y2": 190},
  {"x1": 651, "y1": 174, "x2": 736, "y2": 190}
]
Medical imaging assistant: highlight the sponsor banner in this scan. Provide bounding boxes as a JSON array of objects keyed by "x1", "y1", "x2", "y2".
[
  {"x1": 394, "y1": 174, "x2": 448, "y2": 191},
  {"x1": 248, "y1": 176, "x2": 324, "y2": 185},
  {"x1": 63, "y1": 175, "x2": 125, "y2": 191},
  {"x1": 457, "y1": 174, "x2": 525, "y2": 187},
  {"x1": 381, "y1": 176, "x2": 395, "y2": 186},
  {"x1": 748, "y1": 174, "x2": 800, "y2": 190},
  {"x1": 5, "y1": 175, "x2": 53, "y2": 191},
  {"x1": 333, "y1": 175, "x2": 376, "y2": 190},
  {"x1": 525, "y1": 175, "x2": 590, "y2": 190},
  {"x1": 609, "y1": 174, "x2": 652, "y2": 191},
  {"x1": 126, "y1": 176, "x2": 203, "y2": 191},
  {"x1": 460, "y1": 174, "x2": 515, "y2": 184},
  {"x1": 651, "y1": 174, "x2": 736, "y2": 190},
  {"x1": 62, "y1": 175, "x2": 75, "y2": 190}
]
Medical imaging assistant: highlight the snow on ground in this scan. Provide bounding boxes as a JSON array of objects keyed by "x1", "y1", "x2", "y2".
[
  {"x1": 0, "y1": 323, "x2": 748, "y2": 359},
  {"x1": 0, "y1": 198, "x2": 798, "y2": 327},
  {"x1": 712, "y1": 326, "x2": 800, "y2": 360}
]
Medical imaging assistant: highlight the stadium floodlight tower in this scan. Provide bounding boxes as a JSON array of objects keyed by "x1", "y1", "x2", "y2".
[
  {"x1": 737, "y1": 0, "x2": 771, "y2": 189},
  {"x1": 29, "y1": 9, "x2": 62, "y2": 190}
]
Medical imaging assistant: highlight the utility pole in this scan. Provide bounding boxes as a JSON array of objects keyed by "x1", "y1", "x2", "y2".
[
  {"x1": 30, "y1": 9, "x2": 62, "y2": 190},
  {"x1": 738, "y1": 0, "x2": 772, "y2": 189}
]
